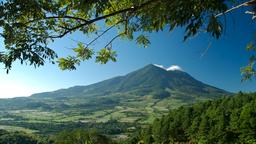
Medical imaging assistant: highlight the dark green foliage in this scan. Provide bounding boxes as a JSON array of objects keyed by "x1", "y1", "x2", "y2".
[
  {"x1": 0, "y1": 130, "x2": 46, "y2": 144},
  {"x1": 0, "y1": 120, "x2": 133, "y2": 136},
  {"x1": 0, "y1": 0, "x2": 254, "y2": 79},
  {"x1": 128, "y1": 92, "x2": 256, "y2": 144},
  {"x1": 152, "y1": 89, "x2": 170, "y2": 99},
  {"x1": 0, "y1": 129, "x2": 113, "y2": 144},
  {"x1": 0, "y1": 0, "x2": 231, "y2": 71},
  {"x1": 53, "y1": 129, "x2": 112, "y2": 144}
]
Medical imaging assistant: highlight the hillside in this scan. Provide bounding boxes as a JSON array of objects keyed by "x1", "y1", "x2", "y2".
[
  {"x1": 32, "y1": 64, "x2": 228, "y2": 99},
  {"x1": 0, "y1": 64, "x2": 230, "y2": 135},
  {"x1": 128, "y1": 92, "x2": 256, "y2": 144}
]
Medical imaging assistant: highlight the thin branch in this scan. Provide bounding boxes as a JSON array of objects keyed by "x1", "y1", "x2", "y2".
[
  {"x1": 200, "y1": 39, "x2": 212, "y2": 58},
  {"x1": 89, "y1": 0, "x2": 155, "y2": 23},
  {"x1": 104, "y1": 33, "x2": 126, "y2": 48},
  {"x1": 65, "y1": 20, "x2": 125, "y2": 48},
  {"x1": 70, "y1": 38, "x2": 87, "y2": 45},
  {"x1": 216, "y1": 0, "x2": 256, "y2": 17},
  {"x1": 46, "y1": 16, "x2": 88, "y2": 22},
  {"x1": 49, "y1": 0, "x2": 156, "y2": 39},
  {"x1": 25, "y1": 15, "x2": 89, "y2": 24},
  {"x1": 49, "y1": 29, "x2": 70, "y2": 38},
  {"x1": 86, "y1": 20, "x2": 125, "y2": 48}
]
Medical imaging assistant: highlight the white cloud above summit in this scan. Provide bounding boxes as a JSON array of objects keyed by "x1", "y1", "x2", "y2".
[
  {"x1": 153, "y1": 64, "x2": 183, "y2": 71},
  {"x1": 166, "y1": 65, "x2": 183, "y2": 71},
  {"x1": 153, "y1": 64, "x2": 165, "y2": 69}
]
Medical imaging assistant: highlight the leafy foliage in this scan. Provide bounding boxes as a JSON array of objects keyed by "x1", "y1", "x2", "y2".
[
  {"x1": 0, "y1": 129, "x2": 114, "y2": 144},
  {"x1": 73, "y1": 42, "x2": 94, "y2": 61},
  {"x1": 207, "y1": 16, "x2": 223, "y2": 39},
  {"x1": 96, "y1": 48, "x2": 117, "y2": 64},
  {"x1": 241, "y1": 40, "x2": 256, "y2": 80},
  {"x1": 0, "y1": 0, "x2": 236, "y2": 72},
  {"x1": 0, "y1": 130, "x2": 46, "y2": 144},
  {"x1": 136, "y1": 35, "x2": 150, "y2": 48},
  {"x1": 57, "y1": 56, "x2": 80, "y2": 70},
  {"x1": 53, "y1": 129, "x2": 112, "y2": 144},
  {"x1": 128, "y1": 92, "x2": 256, "y2": 144},
  {"x1": 0, "y1": 0, "x2": 255, "y2": 79}
]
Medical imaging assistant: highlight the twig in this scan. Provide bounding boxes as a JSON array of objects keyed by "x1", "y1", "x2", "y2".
[
  {"x1": 200, "y1": 39, "x2": 212, "y2": 58},
  {"x1": 86, "y1": 20, "x2": 125, "y2": 48},
  {"x1": 67, "y1": 20, "x2": 125, "y2": 48},
  {"x1": 104, "y1": 33, "x2": 126, "y2": 48}
]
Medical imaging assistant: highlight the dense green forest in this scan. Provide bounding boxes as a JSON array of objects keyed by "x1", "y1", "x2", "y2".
[
  {"x1": 0, "y1": 129, "x2": 47, "y2": 144},
  {"x1": 0, "y1": 92, "x2": 255, "y2": 144},
  {"x1": 0, "y1": 129, "x2": 113, "y2": 144},
  {"x1": 128, "y1": 92, "x2": 256, "y2": 144}
]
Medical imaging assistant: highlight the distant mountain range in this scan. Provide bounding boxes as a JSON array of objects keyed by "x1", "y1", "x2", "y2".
[{"x1": 0, "y1": 64, "x2": 231, "y2": 134}]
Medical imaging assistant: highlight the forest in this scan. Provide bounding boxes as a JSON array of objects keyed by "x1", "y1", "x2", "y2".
[{"x1": 128, "y1": 92, "x2": 256, "y2": 144}]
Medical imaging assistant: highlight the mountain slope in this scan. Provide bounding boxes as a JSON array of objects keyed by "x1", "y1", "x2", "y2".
[
  {"x1": 32, "y1": 64, "x2": 228, "y2": 99},
  {"x1": 0, "y1": 64, "x2": 231, "y2": 134},
  {"x1": 129, "y1": 92, "x2": 256, "y2": 144}
]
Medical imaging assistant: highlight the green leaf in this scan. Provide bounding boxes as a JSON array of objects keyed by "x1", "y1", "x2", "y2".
[
  {"x1": 57, "y1": 56, "x2": 80, "y2": 71},
  {"x1": 207, "y1": 16, "x2": 222, "y2": 39},
  {"x1": 73, "y1": 42, "x2": 94, "y2": 61},
  {"x1": 95, "y1": 48, "x2": 117, "y2": 64},
  {"x1": 246, "y1": 42, "x2": 256, "y2": 51},
  {"x1": 136, "y1": 35, "x2": 151, "y2": 48}
]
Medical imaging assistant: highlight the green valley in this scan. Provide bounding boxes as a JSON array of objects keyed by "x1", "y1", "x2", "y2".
[{"x1": 0, "y1": 65, "x2": 229, "y2": 136}]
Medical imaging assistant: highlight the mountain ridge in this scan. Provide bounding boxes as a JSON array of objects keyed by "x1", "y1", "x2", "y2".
[{"x1": 31, "y1": 64, "x2": 229, "y2": 99}]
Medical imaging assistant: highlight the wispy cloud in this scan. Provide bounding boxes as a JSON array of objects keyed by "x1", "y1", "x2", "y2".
[
  {"x1": 166, "y1": 65, "x2": 183, "y2": 71},
  {"x1": 154, "y1": 64, "x2": 183, "y2": 71},
  {"x1": 153, "y1": 64, "x2": 165, "y2": 69}
]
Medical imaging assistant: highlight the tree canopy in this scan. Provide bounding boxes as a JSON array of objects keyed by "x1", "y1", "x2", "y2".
[
  {"x1": 0, "y1": 0, "x2": 255, "y2": 78},
  {"x1": 127, "y1": 92, "x2": 256, "y2": 144}
]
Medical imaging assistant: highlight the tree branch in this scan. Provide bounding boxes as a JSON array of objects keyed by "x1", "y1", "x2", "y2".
[
  {"x1": 25, "y1": 15, "x2": 89, "y2": 24},
  {"x1": 86, "y1": 20, "x2": 126, "y2": 48},
  {"x1": 48, "y1": 0, "x2": 156, "y2": 39},
  {"x1": 45, "y1": 16, "x2": 89, "y2": 22},
  {"x1": 216, "y1": 0, "x2": 256, "y2": 17},
  {"x1": 105, "y1": 33, "x2": 126, "y2": 48}
]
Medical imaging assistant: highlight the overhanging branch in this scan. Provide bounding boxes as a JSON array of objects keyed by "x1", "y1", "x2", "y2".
[
  {"x1": 216, "y1": 0, "x2": 256, "y2": 17},
  {"x1": 48, "y1": 0, "x2": 156, "y2": 39}
]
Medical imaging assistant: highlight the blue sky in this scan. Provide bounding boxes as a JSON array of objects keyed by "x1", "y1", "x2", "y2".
[{"x1": 0, "y1": 8, "x2": 256, "y2": 98}]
